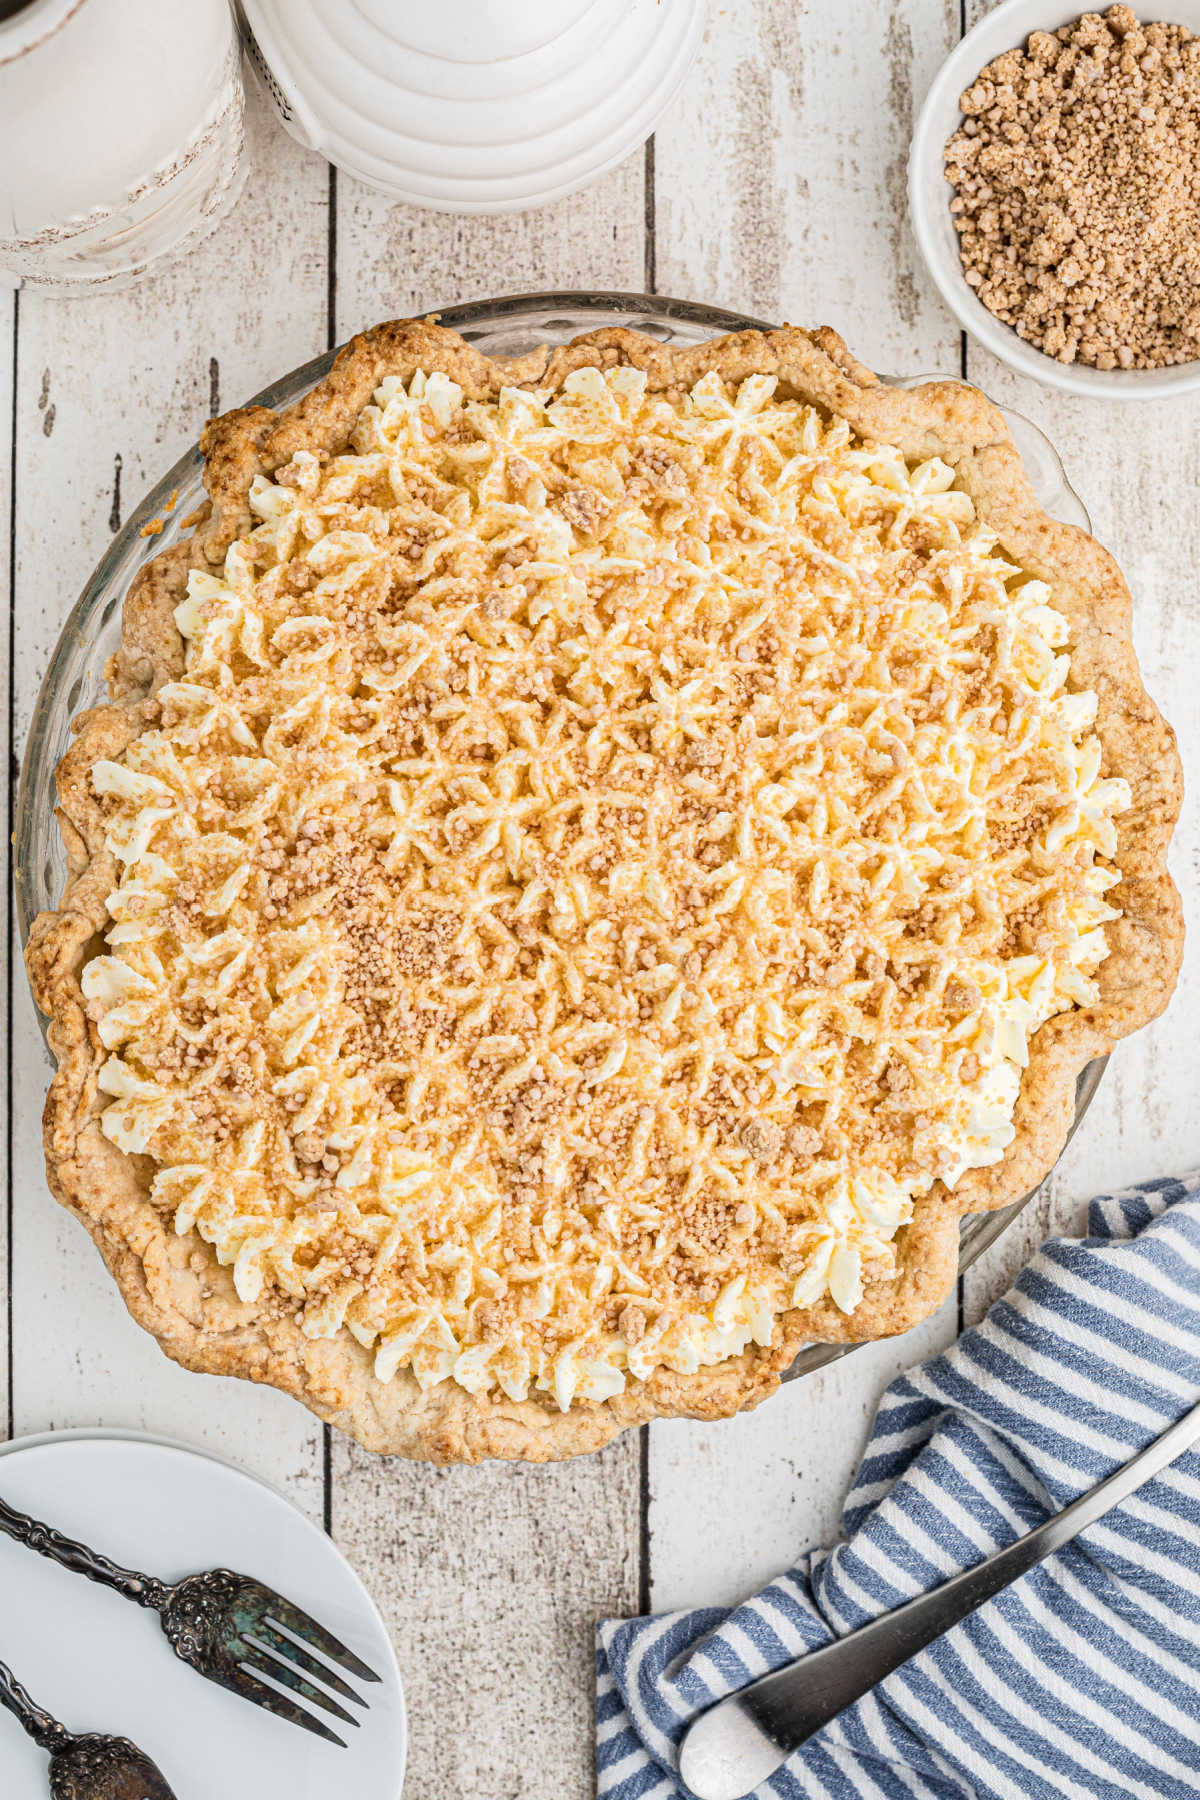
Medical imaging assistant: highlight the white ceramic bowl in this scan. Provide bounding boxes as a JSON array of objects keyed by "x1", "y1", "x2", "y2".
[{"x1": 909, "y1": 0, "x2": 1200, "y2": 399}]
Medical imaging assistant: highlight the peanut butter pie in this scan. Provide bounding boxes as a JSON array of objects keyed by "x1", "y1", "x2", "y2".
[{"x1": 27, "y1": 321, "x2": 1183, "y2": 1463}]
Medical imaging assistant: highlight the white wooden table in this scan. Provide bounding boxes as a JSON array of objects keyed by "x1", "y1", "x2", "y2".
[{"x1": 2, "y1": 6, "x2": 1196, "y2": 1794}]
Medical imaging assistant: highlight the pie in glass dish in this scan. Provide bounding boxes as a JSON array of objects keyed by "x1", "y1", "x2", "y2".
[{"x1": 27, "y1": 321, "x2": 1183, "y2": 1463}]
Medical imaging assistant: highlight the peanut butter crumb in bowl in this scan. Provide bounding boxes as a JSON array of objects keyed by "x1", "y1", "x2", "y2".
[{"x1": 911, "y1": 0, "x2": 1200, "y2": 397}]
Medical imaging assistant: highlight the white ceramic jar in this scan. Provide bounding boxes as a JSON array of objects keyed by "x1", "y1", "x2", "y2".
[
  {"x1": 240, "y1": 0, "x2": 703, "y2": 214},
  {"x1": 0, "y1": 0, "x2": 246, "y2": 292}
]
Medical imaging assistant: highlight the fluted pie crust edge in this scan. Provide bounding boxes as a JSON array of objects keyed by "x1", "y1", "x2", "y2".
[{"x1": 26, "y1": 321, "x2": 1183, "y2": 1464}]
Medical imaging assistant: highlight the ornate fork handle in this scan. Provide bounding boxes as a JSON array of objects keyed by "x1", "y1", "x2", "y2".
[
  {"x1": 0, "y1": 1657, "x2": 71, "y2": 1753},
  {"x1": 0, "y1": 1497, "x2": 169, "y2": 1610}
]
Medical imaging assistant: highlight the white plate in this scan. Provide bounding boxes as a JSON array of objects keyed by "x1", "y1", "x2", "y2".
[{"x1": 0, "y1": 1431, "x2": 406, "y2": 1796}]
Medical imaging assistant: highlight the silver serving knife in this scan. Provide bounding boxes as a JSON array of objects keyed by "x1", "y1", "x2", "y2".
[{"x1": 680, "y1": 1394, "x2": 1200, "y2": 1800}]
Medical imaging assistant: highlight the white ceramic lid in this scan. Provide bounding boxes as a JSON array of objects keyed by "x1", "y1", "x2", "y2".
[{"x1": 241, "y1": 0, "x2": 703, "y2": 213}]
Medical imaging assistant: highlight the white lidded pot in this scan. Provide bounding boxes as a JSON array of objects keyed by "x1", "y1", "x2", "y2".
[
  {"x1": 0, "y1": 0, "x2": 245, "y2": 291},
  {"x1": 240, "y1": 0, "x2": 704, "y2": 213}
]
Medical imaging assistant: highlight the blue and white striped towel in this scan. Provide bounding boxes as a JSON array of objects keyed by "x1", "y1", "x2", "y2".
[{"x1": 597, "y1": 1173, "x2": 1200, "y2": 1800}]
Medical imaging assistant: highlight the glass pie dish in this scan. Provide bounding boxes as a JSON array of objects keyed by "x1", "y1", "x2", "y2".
[{"x1": 14, "y1": 289, "x2": 1105, "y2": 1382}]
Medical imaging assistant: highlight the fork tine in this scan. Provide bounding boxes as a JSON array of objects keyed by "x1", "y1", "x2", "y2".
[
  {"x1": 262, "y1": 1593, "x2": 382, "y2": 1683},
  {"x1": 239, "y1": 1645, "x2": 360, "y2": 1728},
  {"x1": 250, "y1": 1622, "x2": 368, "y2": 1706},
  {"x1": 229, "y1": 1666, "x2": 347, "y2": 1747}
]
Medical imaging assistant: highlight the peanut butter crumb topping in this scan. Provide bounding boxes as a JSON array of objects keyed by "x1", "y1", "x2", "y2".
[{"x1": 82, "y1": 365, "x2": 1126, "y2": 1409}]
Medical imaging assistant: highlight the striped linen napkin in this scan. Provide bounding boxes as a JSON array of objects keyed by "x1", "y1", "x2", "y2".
[{"x1": 597, "y1": 1173, "x2": 1200, "y2": 1800}]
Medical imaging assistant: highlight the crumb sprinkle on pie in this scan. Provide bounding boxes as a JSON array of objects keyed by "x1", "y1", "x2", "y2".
[{"x1": 79, "y1": 359, "x2": 1129, "y2": 1412}]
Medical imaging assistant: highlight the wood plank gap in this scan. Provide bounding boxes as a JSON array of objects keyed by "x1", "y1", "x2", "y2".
[
  {"x1": 956, "y1": 317, "x2": 968, "y2": 1335},
  {"x1": 643, "y1": 137, "x2": 656, "y2": 295},
  {"x1": 638, "y1": 1425, "x2": 651, "y2": 1614},
  {"x1": 326, "y1": 164, "x2": 339, "y2": 352},
  {"x1": 5, "y1": 289, "x2": 18, "y2": 1443},
  {"x1": 323, "y1": 161, "x2": 338, "y2": 1539},
  {"x1": 952, "y1": 0, "x2": 972, "y2": 1373},
  {"x1": 639, "y1": 124, "x2": 657, "y2": 1622},
  {"x1": 108, "y1": 452, "x2": 123, "y2": 536}
]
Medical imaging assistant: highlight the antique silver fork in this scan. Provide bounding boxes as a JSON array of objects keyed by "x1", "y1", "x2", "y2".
[
  {"x1": 680, "y1": 1394, "x2": 1200, "y2": 1799},
  {"x1": 0, "y1": 1497, "x2": 381, "y2": 1747},
  {"x1": 0, "y1": 1657, "x2": 177, "y2": 1799}
]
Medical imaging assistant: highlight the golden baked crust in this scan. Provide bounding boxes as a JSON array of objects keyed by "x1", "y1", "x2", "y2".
[{"x1": 26, "y1": 320, "x2": 1183, "y2": 1463}]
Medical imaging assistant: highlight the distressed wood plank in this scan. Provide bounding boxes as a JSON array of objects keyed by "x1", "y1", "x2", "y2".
[
  {"x1": 646, "y1": 0, "x2": 963, "y2": 1612},
  {"x1": 647, "y1": 1306, "x2": 955, "y2": 1615},
  {"x1": 9, "y1": 93, "x2": 330, "y2": 1515},
  {"x1": 332, "y1": 160, "x2": 651, "y2": 344},
  {"x1": 653, "y1": 0, "x2": 960, "y2": 369},
  {"x1": 328, "y1": 154, "x2": 648, "y2": 1800},
  {"x1": 1, "y1": 287, "x2": 14, "y2": 1442},
  {"x1": 334, "y1": 1444, "x2": 639, "y2": 1799}
]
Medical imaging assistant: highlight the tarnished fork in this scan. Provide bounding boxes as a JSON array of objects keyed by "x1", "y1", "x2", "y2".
[{"x1": 0, "y1": 1497, "x2": 381, "y2": 1747}]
